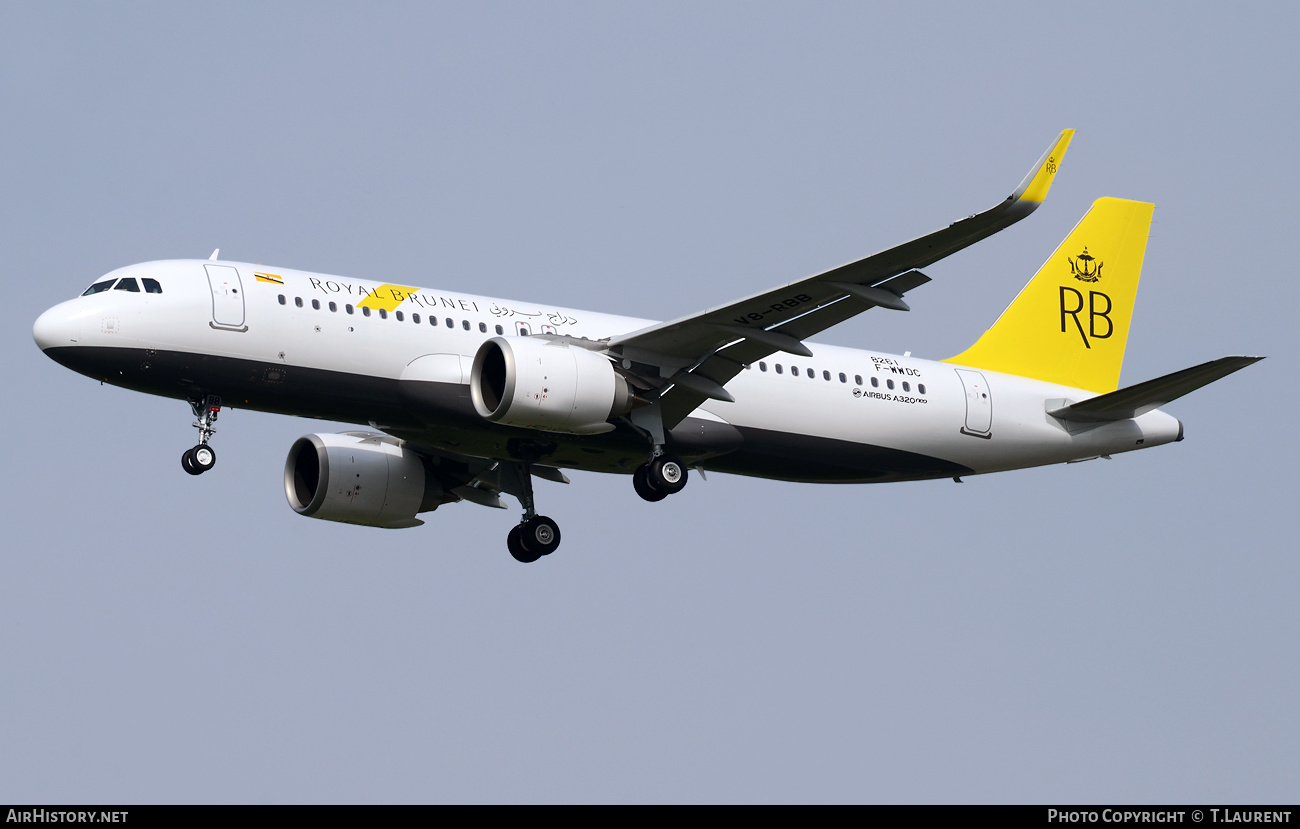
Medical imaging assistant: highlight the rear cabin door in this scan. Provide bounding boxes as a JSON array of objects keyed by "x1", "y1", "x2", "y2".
[
  {"x1": 204, "y1": 264, "x2": 246, "y2": 329},
  {"x1": 955, "y1": 369, "x2": 993, "y2": 438}
]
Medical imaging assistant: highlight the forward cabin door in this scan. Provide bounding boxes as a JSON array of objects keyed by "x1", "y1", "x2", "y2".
[
  {"x1": 955, "y1": 368, "x2": 992, "y2": 438},
  {"x1": 204, "y1": 264, "x2": 246, "y2": 330}
]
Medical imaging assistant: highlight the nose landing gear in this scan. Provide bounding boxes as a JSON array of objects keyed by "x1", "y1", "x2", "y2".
[
  {"x1": 182, "y1": 443, "x2": 216, "y2": 475},
  {"x1": 182, "y1": 395, "x2": 221, "y2": 476}
]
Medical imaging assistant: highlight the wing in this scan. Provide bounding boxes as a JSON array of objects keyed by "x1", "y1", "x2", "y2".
[{"x1": 608, "y1": 129, "x2": 1076, "y2": 427}]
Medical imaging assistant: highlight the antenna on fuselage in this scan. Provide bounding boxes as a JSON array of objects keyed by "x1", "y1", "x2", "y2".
[{"x1": 209, "y1": 248, "x2": 220, "y2": 260}]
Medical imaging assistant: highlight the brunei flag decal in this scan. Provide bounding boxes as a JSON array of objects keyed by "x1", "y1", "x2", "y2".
[{"x1": 254, "y1": 272, "x2": 284, "y2": 285}]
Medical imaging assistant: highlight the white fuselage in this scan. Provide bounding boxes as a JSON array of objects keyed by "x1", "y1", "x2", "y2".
[{"x1": 33, "y1": 259, "x2": 1183, "y2": 482}]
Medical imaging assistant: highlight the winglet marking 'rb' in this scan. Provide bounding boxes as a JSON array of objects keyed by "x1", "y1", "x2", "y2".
[{"x1": 1012, "y1": 128, "x2": 1075, "y2": 204}]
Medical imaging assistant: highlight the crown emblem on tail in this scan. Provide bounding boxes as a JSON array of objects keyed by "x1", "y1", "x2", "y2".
[{"x1": 1070, "y1": 247, "x2": 1102, "y2": 283}]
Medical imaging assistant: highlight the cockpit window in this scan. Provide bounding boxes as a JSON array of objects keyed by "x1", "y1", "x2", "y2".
[
  {"x1": 82, "y1": 279, "x2": 116, "y2": 296},
  {"x1": 113, "y1": 278, "x2": 141, "y2": 292},
  {"x1": 142, "y1": 278, "x2": 163, "y2": 294}
]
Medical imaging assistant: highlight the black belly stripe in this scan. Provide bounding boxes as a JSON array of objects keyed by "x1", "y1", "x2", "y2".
[{"x1": 42, "y1": 345, "x2": 971, "y2": 482}]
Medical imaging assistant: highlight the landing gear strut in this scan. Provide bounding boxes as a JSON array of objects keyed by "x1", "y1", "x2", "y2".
[
  {"x1": 182, "y1": 395, "x2": 221, "y2": 476},
  {"x1": 503, "y1": 454, "x2": 562, "y2": 563}
]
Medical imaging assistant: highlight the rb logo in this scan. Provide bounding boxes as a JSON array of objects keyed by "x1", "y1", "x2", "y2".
[{"x1": 1059, "y1": 286, "x2": 1112, "y2": 349}]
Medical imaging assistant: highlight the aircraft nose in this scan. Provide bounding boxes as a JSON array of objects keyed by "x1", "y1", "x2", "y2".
[{"x1": 33, "y1": 303, "x2": 76, "y2": 352}]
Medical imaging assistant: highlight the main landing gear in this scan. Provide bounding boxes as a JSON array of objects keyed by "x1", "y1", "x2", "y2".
[
  {"x1": 182, "y1": 395, "x2": 221, "y2": 476},
  {"x1": 633, "y1": 452, "x2": 688, "y2": 502},
  {"x1": 507, "y1": 516, "x2": 561, "y2": 564},
  {"x1": 504, "y1": 455, "x2": 562, "y2": 564},
  {"x1": 626, "y1": 404, "x2": 690, "y2": 503}
]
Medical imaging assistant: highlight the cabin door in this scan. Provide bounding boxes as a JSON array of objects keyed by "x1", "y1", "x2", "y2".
[
  {"x1": 955, "y1": 369, "x2": 992, "y2": 438},
  {"x1": 204, "y1": 264, "x2": 246, "y2": 330}
]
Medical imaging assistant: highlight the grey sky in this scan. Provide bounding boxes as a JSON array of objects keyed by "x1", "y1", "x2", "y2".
[{"x1": 2, "y1": 1, "x2": 1295, "y2": 803}]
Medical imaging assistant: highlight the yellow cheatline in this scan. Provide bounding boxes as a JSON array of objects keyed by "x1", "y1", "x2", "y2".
[
  {"x1": 944, "y1": 197, "x2": 1155, "y2": 393},
  {"x1": 1017, "y1": 128, "x2": 1075, "y2": 204},
  {"x1": 254, "y1": 272, "x2": 284, "y2": 285},
  {"x1": 357, "y1": 284, "x2": 420, "y2": 312}
]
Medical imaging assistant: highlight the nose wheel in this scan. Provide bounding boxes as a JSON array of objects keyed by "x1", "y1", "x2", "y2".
[
  {"x1": 182, "y1": 395, "x2": 222, "y2": 476},
  {"x1": 182, "y1": 444, "x2": 217, "y2": 475}
]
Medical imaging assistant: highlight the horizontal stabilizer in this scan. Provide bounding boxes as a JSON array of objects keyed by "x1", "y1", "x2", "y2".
[{"x1": 1047, "y1": 356, "x2": 1263, "y2": 422}]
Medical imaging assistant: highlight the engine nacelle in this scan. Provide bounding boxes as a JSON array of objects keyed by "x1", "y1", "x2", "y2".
[
  {"x1": 470, "y1": 336, "x2": 634, "y2": 435},
  {"x1": 284, "y1": 432, "x2": 430, "y2": 529}
]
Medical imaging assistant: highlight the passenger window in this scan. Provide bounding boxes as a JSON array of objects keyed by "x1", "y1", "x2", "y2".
[
  {"x1": 870, "y1": 377, "x2": 878, "y2": 388},
  {"x1": 446, "y1": 318, "x2": 454, "y2": 328},
  {"x1": 82, "y1": 279, "x2": 116, "y2": 296},
  {"x1": 838, "y1": 372, "x2": 846, "y2": 383},
  {"x1": 278, "y1": 295, "x2": 286, "y2": 305},
  {"x1": 918, "y1": 384, "x2": 926, "y2": 395},
  {"x1": 790, "y1": 366, "x2": 799, "y2": 377},
  {"x1": 395, "y1": 311, "x2": 404, "y2": 321},
  {"x1": 312, "y1": 299, "x2": 320, "y2": 310},
  {"x1": 329, "y1": 302, "x2": 337, "y2": 312},
  {"x1": 142, "y1": 278, "x2": 163, "y2": 294},
  {"x1": 495, "y1": 325, "x2": 503, "y2": 335},
  {"x1": 759, "y1": 362, "x2": 767, "y2": 372},
  {"x1": 412, "y1": 313, "x2": 420, "y2": 324},
  {"x1": 430, "y1": 316, "x2": 438, "y2": 326},
  {"x1": 902, "y1": 381, "x2": 910, "y2": 392},
  {"x1": 379, "y1": 309, "x2": 388, "y2": 319},
  {"x1": 362, "y1": 307, "x2": 371, "y2": 317},
  {"x1": 114, "y1": 278, "x2": 140, "y2": 292},
  {"x1": 462, "y1": 320, "x2": 470, "y2": 330},
  {"x1": 887, "y1": 379, "x2": 895, "y2": 390},
  {"x1": 775, "y1": 364, "x2": 784, "y2": 374},
  {"x1": 823, "y1": 370, "x2": 831, "y2": 381},
  {"x1": 295, "y1": 297, "x2": 303, "y2": 308},
  {"x1": 856, "y1": 375, "x2": 864, "y2": 386},
  {"x1": 479, "y1": 322, "x2": 487, "y2": 333},
  {"x1": 346, "y1": 304, "x2": 354, "y2": 315}
]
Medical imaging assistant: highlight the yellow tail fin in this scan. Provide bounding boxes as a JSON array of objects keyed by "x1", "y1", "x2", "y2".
[{"x1": 944, "y1": 197, "x2": 1154, "y2": 393}]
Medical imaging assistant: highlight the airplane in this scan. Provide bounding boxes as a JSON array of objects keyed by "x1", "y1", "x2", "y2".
[{"x1": 32, "y1": 130, "x2": 1261, "y2": 563}]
